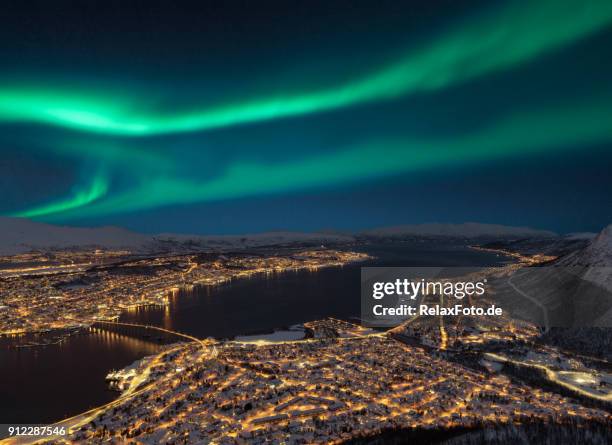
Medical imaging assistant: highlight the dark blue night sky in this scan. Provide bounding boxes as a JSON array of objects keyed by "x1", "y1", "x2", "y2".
[{"x1": 1, "y1": 0, "x2": 611, "y2": 234}]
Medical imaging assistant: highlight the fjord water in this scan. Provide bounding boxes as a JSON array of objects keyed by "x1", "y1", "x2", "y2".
[
  {"x1": 118, "y1": 242, "x2": 512, "y2": 338},
  {"x1": 0, "y1": 242, "x2": 511, "y2": 424},
  {"x1": 0, "y1": 331, "x2": 164, "y2": 424}
]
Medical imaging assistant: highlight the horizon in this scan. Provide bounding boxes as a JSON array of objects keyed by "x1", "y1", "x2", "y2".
[{"x1": 1, "y1": 214, "x2": 591, "y2": 237}]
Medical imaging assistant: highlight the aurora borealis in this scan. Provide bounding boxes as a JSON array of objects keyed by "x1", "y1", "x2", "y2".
[
  {"x1": 2, "y1": 0, "x2": 612, "y2": 233},
  {"x1": 1, "y1": 0, "x2": 612, "y2": 136}
]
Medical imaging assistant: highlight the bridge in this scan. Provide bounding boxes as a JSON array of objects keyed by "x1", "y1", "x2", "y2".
[
  {"x1": 92, "y1": 320, "x2": 206, "y2": 346},
  {"x1": 1, "y1": 321, "x2": 216, "y2": 445}
]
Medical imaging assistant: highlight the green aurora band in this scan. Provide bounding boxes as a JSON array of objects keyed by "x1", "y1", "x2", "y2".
[
  {"x1": 4, "y1": 0, "x2": 612, "y2": 220},
  {"x1": 11, "y1": 173, "x2": 109, "y2": 218},
  {"x1": 0, "y1": 0, "x2": 611, "y2": 136},
  {"x1": 17, "y1": 96, "x2": 612, "y2": 220}
]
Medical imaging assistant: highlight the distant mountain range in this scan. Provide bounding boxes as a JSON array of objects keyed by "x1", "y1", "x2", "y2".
[
  {"x1": 0, "y1": 216, "x2": 591, "y2": 255},
  {"x1": 0, "y1": 217, "x2": 356, "y2": 254},
  {"x1": 0, "y1": 216, "x2": 151, "y2": 255},
  {"x1": 358, "y1": 222, "x2": 557, "y2": 239}
]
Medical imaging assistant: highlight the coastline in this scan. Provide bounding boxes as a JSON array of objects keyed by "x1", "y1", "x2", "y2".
[{"x1": 0, "y1": 249, "x2": 371, "y2": 340}]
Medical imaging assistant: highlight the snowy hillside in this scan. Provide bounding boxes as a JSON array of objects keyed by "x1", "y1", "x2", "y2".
[
  {"x1": 560, "y1": 224, "x2": 612, "y2": 291},
  {"x1": 560, "y1": 225, "x2": 612, "y2": 267}
]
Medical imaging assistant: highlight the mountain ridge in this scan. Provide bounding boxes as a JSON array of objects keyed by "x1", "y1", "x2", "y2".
[{"x1": 0, "y1": 216, "x2": 568, "y2": 255}]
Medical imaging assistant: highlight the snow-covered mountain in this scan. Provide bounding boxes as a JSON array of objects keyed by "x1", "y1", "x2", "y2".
[
  {"x1": 358, "y1": 222, "x2": 557, "y2": 239},
  {"x1": 0, "y1": 217, "x2": 354, "y2": 255},
  {"x1": 561, "y1": 224, "x2": 612, "y2": 266},
  {"x1": 0, "y1": 217, "x2": 564, "y2": 255},
  {"x1": 490, "y1": 224, "x2": 612, "y2": 331},
  {"x1": 558, "y1": 224, "x2": 612, "y2": 326},
  {"x1": 155, "y1": 231, "x2": 355, "y2": 250},
  {"x1": 559, "y1": 224, "x2": 612, "y2": 292},
  {"x1": 0, "y1": 217, "x2": 152, "y2": 255},
  {"x1": 563, "y1": 232, "x2": 597, "y2": 241}
]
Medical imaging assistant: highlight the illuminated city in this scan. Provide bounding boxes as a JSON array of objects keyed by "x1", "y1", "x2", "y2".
[
  {"x1": 0, "y1": 249, "x2": 368, "y2": 336},
  {"x1": 1, "y1": 0, "x2": 612, "y2": 443}
]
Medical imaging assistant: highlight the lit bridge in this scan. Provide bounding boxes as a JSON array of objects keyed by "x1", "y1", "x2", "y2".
[
  {"x1": 0, "y1": 321, "x2": 217, "y2": 445},
  {"x1": 92, "y1": 319, "x2": 207, "y2": 347}
]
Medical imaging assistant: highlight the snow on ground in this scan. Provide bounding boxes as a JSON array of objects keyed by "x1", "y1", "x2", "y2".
[
  {"x1": 559, "y1": 224, "x2": 612, "y2": 292},
  {"x1": 555, "y1": 371, "x2": 612, "y2": 399},
  {"x1": 234, "y1": 329, "x2": 306, "y2": 343}
]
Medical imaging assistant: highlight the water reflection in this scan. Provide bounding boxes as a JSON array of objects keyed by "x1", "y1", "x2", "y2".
[
  {"x1": 1, "y1": 242, "x2": 511, "y2": 424},
  {"x1": 0, "y1": 329, "x2": 164, "y2": 423},
  {"x1": 120, "y1": 242, "x2": 511, "y2": 339}
]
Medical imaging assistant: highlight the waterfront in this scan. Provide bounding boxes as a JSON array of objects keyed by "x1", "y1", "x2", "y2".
[
  {"x1": 0, "y1": 331, "x2": 164, "y2": 424},
  {"x1": 119, "y1": 242, "x2": 513, "y2": 338},
  {"x1": 0, "y1": 242, "x2": 512, "y2": 424}
]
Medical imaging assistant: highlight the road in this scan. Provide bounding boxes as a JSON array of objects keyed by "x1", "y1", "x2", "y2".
[
  {"x1": 484, "y1": 352, "x2": 611, "y2": 403},
  {"x1": 507, "y1": 271, "x2": 550, "y2": 332}
]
